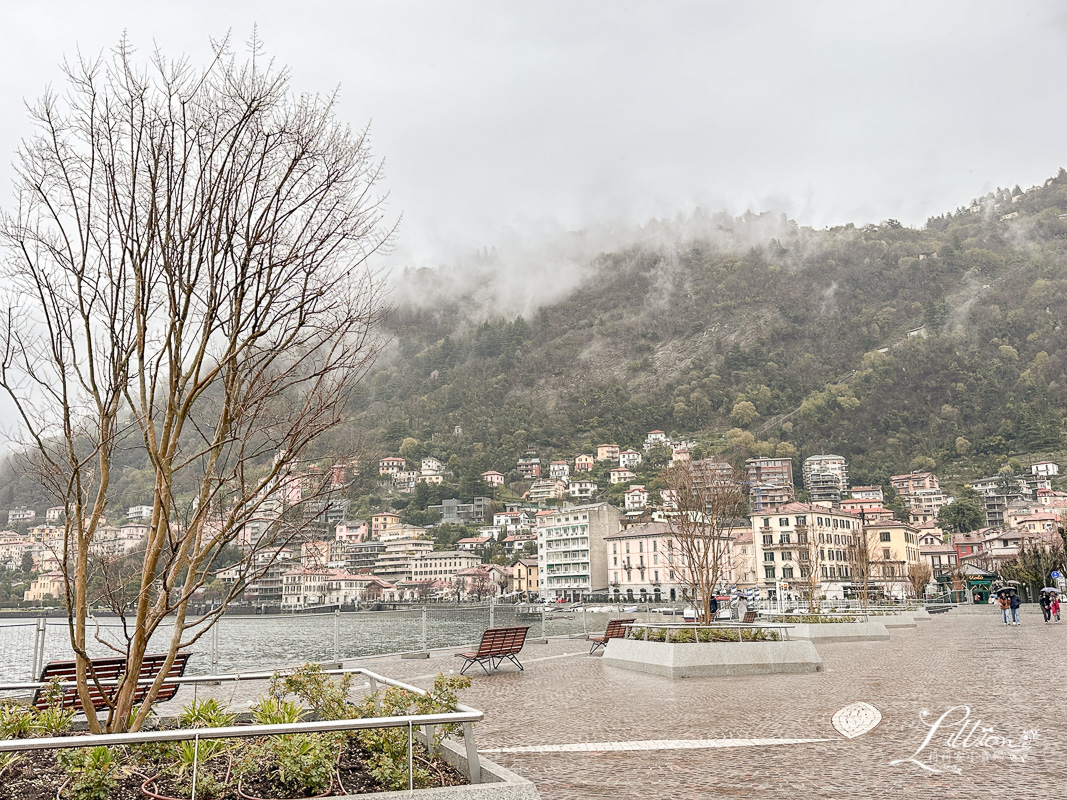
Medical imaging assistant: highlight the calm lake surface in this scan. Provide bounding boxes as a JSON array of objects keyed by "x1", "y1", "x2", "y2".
[{"x1": 0, "y1": 605, "x2": 611, "y2": 682}]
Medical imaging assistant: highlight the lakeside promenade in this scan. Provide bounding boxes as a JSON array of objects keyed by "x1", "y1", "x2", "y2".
[{"x1": 157, "y1": 606, "x2": 1066, "y2": 799}]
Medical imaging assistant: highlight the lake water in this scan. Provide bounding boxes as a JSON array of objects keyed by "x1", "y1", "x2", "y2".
[{"x1": 0, "y1": 605, "x2": 607, "y2": 682}]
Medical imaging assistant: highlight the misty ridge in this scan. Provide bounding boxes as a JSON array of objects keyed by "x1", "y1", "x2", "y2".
[
  {"x1": 386, "y1": 167, "x2": 1067, "y2": 341},
  {"x1": 386, "y1": 205, "x2": 830, "y2": 326}
]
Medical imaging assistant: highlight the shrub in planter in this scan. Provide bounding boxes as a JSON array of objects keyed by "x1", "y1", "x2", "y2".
[
  {"x1": 350, "y1": 673, "x2": 472, "y2": 792},
  {"x1": 58, "y1": 746, "x2": 124, "y2": 800}
]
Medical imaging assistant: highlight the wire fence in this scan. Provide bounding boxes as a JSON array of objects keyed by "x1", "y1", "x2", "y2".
[{"x1": 0, "y1": 603, "x2": 668, "y2": 683}]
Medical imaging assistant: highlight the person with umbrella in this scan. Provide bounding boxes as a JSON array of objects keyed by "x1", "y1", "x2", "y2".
[
  {"x1": 1040, "y1": 589, "x2": 1052, "y2": 623},
  {"x1": 997, "y1": 588, "x2": 1012, "y2": 625},
  {"x1": 1052, "y1": 591, "x2": 1061, "y2": 624},
  {"x1": 1009, "y1": 587, "x2": 1022, "y2": 625}
]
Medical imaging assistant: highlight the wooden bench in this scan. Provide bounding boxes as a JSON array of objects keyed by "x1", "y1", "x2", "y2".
[
  {"x1": 455, "y1": 626, "x2": 529, "y2": 675},
  {"x1": 741, "y1": 610, "x2": 757, "y2": 624},
  {"x1": 588, "y1": 618, "x2": 635, "y2": 654},
  {"x1": 33, "y1": 652, "x2": 192, "y2": 712}
]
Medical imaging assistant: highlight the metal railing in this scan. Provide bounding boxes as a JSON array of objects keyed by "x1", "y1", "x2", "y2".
[{"x1": 0, "y1": 667, "x2": 485, "y2": 791}]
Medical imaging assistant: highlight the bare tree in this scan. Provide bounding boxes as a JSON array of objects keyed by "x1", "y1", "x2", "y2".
[
  {"x1": 907, "y1": 561, "x2": 933, "y2": 599},
  {"x1": 796, "y1": 522, "x2": 823, "y2": 612},
  {"x1": 661, "y1": 459, "x2": 747, "y2": 624},
  {"x1": 846, "y1": 526, "x2": 879, "y2": 610},
  {"x1": 0, "y1": 36, "x2": 391, "y2": 732}
]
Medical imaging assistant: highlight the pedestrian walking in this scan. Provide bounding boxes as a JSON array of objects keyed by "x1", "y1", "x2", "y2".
[
  {"x1": 1009, "y1": 590, "x2": 1022, "y2": 625},
  {"x1": 997, "y1": 590, "x2": 1011, "y2": 625},
  {"x1": 1052, "y1": 592, "x2": 1061, "y2": 623},
  {"x1": 1040, "y1": 590, "x2": 1052, "y2": 624},
  {"x1": 737, "y1": 594, "x2": 748, "y2": 621}
]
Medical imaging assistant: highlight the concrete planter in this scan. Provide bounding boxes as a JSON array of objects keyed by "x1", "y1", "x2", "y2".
[
  {"x1": 905, "y1": 609, "x2": 931, "y2": 621},
  {"x1": 601, "y1": 637, "x2": 823, "y2": 678},
  {"x1": 334, "y1": 737, "x2": 541, "y2": 800},
  {"x1": 786, "y1": 620, "x2": 891, "y2": 642}
]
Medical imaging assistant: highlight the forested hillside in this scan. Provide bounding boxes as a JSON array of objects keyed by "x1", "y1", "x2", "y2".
[
  {"x1": 3, "y1": 171, "x2": 1066, "y2": 514},
  {"x1": 356, "y1": 171, "x2": 1067, "y2": 493}
]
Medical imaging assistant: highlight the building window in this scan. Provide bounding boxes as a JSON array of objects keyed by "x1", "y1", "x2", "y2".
[
  {"x1": 880, "y1": 531, "x2": 891, "y2": 542},
  {"x1": 764, "y1": 552, "x2": 774, "y2": 562},
  {"x1": 763, "y1": 534, "x2": 773, "y2": 545},
  {"x1": 782, "y1": 567, "x2": 794, "y2": 579},
  {"x1": 883, "y1": 549, "x2": 891, "y2": 560},
  {"x1": 780, "y1": 551, "x2": 792, "y2": 562},
  {"x1": 796, "y1": 516, "x2": 806, "y2": 526},
  {"x1": 779, "y1": 518, "x2": 789, "y2": 527},
  {"x1": 779, "y1": 533, "x2": 791, "y2": 544},
  {"x1": 764, "y1": 566, "x2": 776, "y2": 579}
]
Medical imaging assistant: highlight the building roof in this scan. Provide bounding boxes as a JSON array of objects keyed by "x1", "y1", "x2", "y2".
[{"x1": 604, "y1": 522, "x2": 672, "y2": 539}]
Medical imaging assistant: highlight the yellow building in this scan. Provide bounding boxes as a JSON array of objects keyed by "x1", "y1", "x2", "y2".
[{"x1": 863, "y1": 519, "x2": 924, "y2": 598}]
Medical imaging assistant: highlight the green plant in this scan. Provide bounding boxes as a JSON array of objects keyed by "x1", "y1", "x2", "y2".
[
  {"x1": 0, "y1": 752, "x2": 21, "y2": 778},
  {"x1": 251, "y1": 696, "x2": 306, "y2": 726},
  {"x1": 33, "y1": 705, "x2": 76, "y2": 736},
  {"x1": 0, "y1": 701, "x2": 35, "y2": 738},
  {"x1": 271, "y1": 733, "x2": 339, "y2": 795},
  {"x1": 161, "y1": 738, "x2": 232, "y2": 799},
  {"x1": 177, "y1": 697, "x2": 237, "y2": 729},
  {"x1": 269, "y1": 663, "x2": 356, "y2": 721},
  {"x1": 353, "y1": 673, "x2": 472, "y2": 791},
  {"x1": 57, "y1": 747, "x2": 121, "y2": 800}
]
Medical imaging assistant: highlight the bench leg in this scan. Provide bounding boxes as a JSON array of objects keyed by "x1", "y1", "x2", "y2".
[{"x1": 505, "y1": 654, "x2": 523, "y2": 671}]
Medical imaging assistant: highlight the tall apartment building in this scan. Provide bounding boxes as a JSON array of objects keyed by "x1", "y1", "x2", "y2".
[
  {"x1": 970, "y1": 475, "x2": 1031, "y2": 528},
  {"x1": 745, "y1": 457, "x2": 796, "y2": 511},
  {"x1": 536, "y1": 502, "x2": 620, "y2": 601},
  {"x1": 802, "y1": 455, "x2": 849, "y2": 504}
]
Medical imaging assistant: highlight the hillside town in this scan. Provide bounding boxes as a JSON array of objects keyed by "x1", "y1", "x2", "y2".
[{"x1": 7, "y1": 429, "x2": 1064, "y2": 611}]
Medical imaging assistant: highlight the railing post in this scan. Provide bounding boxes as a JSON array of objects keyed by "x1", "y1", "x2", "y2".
[
  {"x1": 540, "y1": 605, "x2": 546, "y2": 639},
  {"x1": 582, "y1": 607, "x2": 587, "y2": 636},
  {"x1": 421, "y1": 607, "x2": 428, "y2": 652},
  {"x1": 334, "y1": 606, "x2": 341, "y2": 663},
  {"x1": 368, "y1": 677, "x2": 381, "y2": 713},
  {"x1": 408, "y1": 720, "x2": 414, "y2": 792},
  {"x1": 462, "y1": 722, "x2": 481, "y2": 784},
  {"x1": 32, "y1": 617, "x2": 46, "y2": 680},
  {"x1": 489, "y1": 595, "x2": 495, "y2": 629}
]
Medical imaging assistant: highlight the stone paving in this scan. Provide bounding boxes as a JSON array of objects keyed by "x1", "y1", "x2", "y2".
[{"x1": 159, "y1": 607, "x2": 1067, "y2": 799}]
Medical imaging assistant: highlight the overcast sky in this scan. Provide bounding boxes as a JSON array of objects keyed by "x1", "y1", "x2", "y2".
[
  {"x1": 3, "y1": 1, "x2": 1067, "y2": 267},
  {"x1": 2, "y1": 1, "x2": 1067, "y2": 447}
]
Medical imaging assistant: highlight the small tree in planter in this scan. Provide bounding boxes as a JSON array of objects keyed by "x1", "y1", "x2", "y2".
[
  {"x1": 796, "y1": 522, "x2": 824, "y2": 612},
  {"x1": 660, "y1": 459, "x2": 747, "y2": 624}
]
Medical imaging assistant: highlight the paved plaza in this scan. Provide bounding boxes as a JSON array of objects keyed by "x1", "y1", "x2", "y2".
[{"x1": 161, "y1": 607, "x2": 1067, "y2": 799}]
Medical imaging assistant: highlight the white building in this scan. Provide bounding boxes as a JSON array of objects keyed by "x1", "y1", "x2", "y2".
[
  {"x1": 802, "y1": 455, "x2": 850, "y2": 504},
  {"x1": 1032, "y1": 461, "x2": 1059, "y2": 478},
  {"x1": 568, "y1": 479, "x2": 597, "y2": 501},
  {"x1": 549, "y1": 461, "x2": 571, "y2": 480},
  {"x1": 411, "y1": 550, "x2": 482, "y2": 582},
  {"x1": 536, "y1": 502, "x2": 620, "y2": 601},
  {"x1": 126, "y1": 505, "x2": 154, "y2": 521},
  {"x1": 643, "y1": 430, "x2": 670, "y2": 451},
  {"x1": 623, "y1": 485, "x2": 649, "y2": 512},
  {"x1": 7, "y1": 508, "x2": 35, "y2": 526},
  {"x1": 619, "y1": 450, "x2": 642, "y2": 470},
  {"x1": 421, "y1": 457, "x2": 446, "y2": 475}
]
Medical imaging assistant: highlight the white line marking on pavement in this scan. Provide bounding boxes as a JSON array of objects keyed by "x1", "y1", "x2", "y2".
[{"x1": 480, "y1": 738, "x2": 832, "y2": 754}]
